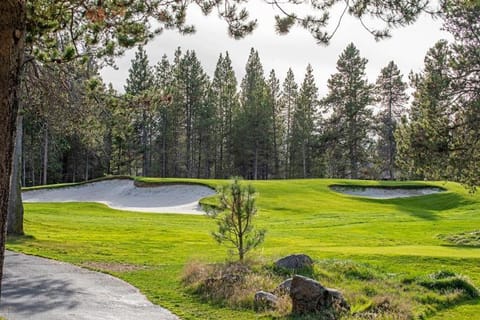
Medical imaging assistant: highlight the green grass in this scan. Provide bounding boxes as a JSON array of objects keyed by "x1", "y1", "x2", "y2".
[
  {"x1": 8, "y1": 178, "x2": 480, "y2": 319},
  {"x1": 438, "y1": 230, "x2": 480, "y2": 247}
]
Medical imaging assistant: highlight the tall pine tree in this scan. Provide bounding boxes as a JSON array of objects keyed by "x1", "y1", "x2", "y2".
[
  {"x1": 211, "y1": 52, "x2": 239, "y2": 178},
  {"x1": 323, "y1": 43, "x2": 374, "y2": 179},
  {"x1": 290, "y1": 64, "x2": 319, "y2": 178},
  {"x1": 266, "y1": 69, "x2": 282, "y2": 178},
  {"x1": 234, "y1": 48, "x2": 271, "y2": 179},
  {"x1": 280, "y1": 68, "x2": 298, "y2": 178},
  {"x1": 124, "y1": 46, "x2": 155, "y2": 176},
  {"x1": 374, "y1": 61, "x2": 407, "y2": 179},
  {"x1": 396, "y1": 41, "x2": 452, "y2": 181}
]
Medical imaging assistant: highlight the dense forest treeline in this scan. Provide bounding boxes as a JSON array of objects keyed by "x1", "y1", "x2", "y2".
[{"x1": 20, "y1": 32, "x2": 478, "y2": 186}]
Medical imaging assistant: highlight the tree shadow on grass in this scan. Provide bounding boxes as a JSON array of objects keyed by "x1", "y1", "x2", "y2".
[
  {"x1": 353, "y1": 192, "x2": 476, "y2": 221},
  {"x1": 0, "y1": 273, "x2": 79, "y2": 317},
  {"x1": 6, "y1": 233, "x2": 36, "y2": 245}
]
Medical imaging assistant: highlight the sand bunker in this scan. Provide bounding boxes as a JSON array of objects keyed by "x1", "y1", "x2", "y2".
[
  {"x1": 330, "y1": 185, "x2": 443, "y2": 199},
  {"x1": 22, "y1": 179, "x2": 216, "y2": 214}
]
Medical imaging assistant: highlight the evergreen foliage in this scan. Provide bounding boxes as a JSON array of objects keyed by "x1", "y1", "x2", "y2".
[
  {"x1": 290, "y1": 64, "x2": 319, "y2": 178},
  {"x1": 279, "y1": 69, "x2": 298, "y2": 178},
  {"x1": 206, "y1": 177, "x2": 266, "y2": 262},
  {"x1": 323, "y1": 43, "x2": 374, "y2": 179},
  {"x1": 234, "y1": 49, "x2": 272, "y2": 179},
  {"x1": 374, "y1": 61, "x2": 408, "y2": 179}
]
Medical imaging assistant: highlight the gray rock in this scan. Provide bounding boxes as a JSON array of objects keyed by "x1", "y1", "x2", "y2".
[
  {"x1": 275, "y1": 254, "x2": 314, "y2": 271},
  {"x1": 254, "y1": 291, "x2": 278, "y2": 310},
  {"x1": 290, "y1": 275, "x2": 349, "y2": 319},
  {"x1": 275, "y1": 278, "x2": 292, "y2": 294}
]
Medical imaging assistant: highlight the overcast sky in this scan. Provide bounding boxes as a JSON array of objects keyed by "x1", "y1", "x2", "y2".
[{"x1": 99, "y1": 2, "x2": 451, "y2": 96}]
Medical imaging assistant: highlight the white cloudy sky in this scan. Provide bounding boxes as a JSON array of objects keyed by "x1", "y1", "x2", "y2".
[{"x1": 100, "y1": 2, "x2": 451, "y2": 96}]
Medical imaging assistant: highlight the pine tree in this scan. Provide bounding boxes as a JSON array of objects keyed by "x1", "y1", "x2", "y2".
[
  {"x1": 196, "y1": 84, "x2": 217, "y2": 178},
  {"x1": 266, "y1": 69, "x2": 282, "y2": 178},
  {"x1": 211, "y1": 52, "x2": 239, "y2": 178},
  {"x1": 169, "y1": 47, "x2": 185, "y2": 176},
  {"x1": 374, "y1": 61, "x2": 407, "y2": 179},
  {"x1": 396, "y1": 41, "x2": 452, "y2": 181},
  {"x1": 290, "y1": 64, "x2": 319, "y2": 178},
  {"x1": 280, "y1": 68, "x2": 298, "y2": 178},
  {"x1": 152, "y1": 54, "x2": 173, "y2": 177},
  {"x1": 124, "y1": 46, "x2": 155, "y2": 176},
  {"x1": 234, "y1": 48, "x2": 271, "y2": 179},
  {"x1": 323, "y1": 43, "x2": 374, "y2": 179},
  {"x1": 179, "y1": 50, "x2": 209, "y2": 177}
]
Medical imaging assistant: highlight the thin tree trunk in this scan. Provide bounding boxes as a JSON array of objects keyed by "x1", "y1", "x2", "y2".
[
  {"x1": 141, "y1": 109, "x2": 147, "y2": 176},
  {"x1": 0, "y1": 0, "x2": 26, "y2": 297},
  {"x1": 22, "y1": 129, "x2": 26, "y2": 187},
  {"x1": 253, "y1": 147, "x2": 258, "y2": 180},
  {"x1": 8, "y1": 113, "x2": 24, "y2": 235},
  {"x1": 162, "y1": 113, "x2": 167, "y2": 177},
  {"x1": 302, "y1": 143, "x2": 307, "y2": 178},
  {"x1": 104, "y1": 126, "x2": 112, "y2": 175},
  {"x1": 30, "y1": 133, "x2": 35, "y2": 186},
  {"x1": 42, "y1": 124, "x2": 48, "y2": 185},
  {"x1": 197, "y1": 135, "x2": 202, "y2": 178},
  {"x1": 272, "y1": 102, "x2": 279, "y2": 178},
  {"x1": 388, "y1": 93, "x2": 395, "y2": 180},
  {"x1": 85, "y1": 152, "x2": 89, "y2": 181}
]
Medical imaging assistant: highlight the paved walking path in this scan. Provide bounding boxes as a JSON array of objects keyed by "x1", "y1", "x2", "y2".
[{"x1": 0, "y1": 251, "x2": 179, "y2": 320}]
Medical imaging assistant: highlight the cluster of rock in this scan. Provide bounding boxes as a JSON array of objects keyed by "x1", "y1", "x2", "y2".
[{"x1": 254, "y1": 254, "x2": 350, "y2": 319}]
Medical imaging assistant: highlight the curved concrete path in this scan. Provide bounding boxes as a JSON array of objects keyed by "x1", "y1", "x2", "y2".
[{"x1": 0, "y1": 251, "x2": 179, "y2": 320}]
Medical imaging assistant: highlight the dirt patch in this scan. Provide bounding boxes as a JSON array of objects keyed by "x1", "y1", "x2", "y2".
[{"x1": 82, "y1": 261, "x2": 146, "y2": 273}]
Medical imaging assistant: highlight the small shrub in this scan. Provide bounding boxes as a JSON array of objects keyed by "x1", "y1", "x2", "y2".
[
  {"x1": 182, "y1": 260, "x2": 286, "y2": 312},
  {"x1": 272, "y1": 264, "x2": 315, "y2": 278},
  {"x1": 182, "y1": 260, "x2": 214, "y2": 286},
  {"x1": 353, "y1": 294, "x2": 413, "y2": 320},
  {"x1": 206, "y1": 178, "x2": 266, "y2": 262},
  {"x1": 438, "y1": 230, "x2": 480, "y2": 247},
  {"x1": 418, "y1": 273, "x2": 478, "y2": 298},
  {"x1": 429, "y1": 270, "x2": 456, "y2": 280},
  {"x1": 318, "y1": 260, "x2": 379, "y2": 281}
]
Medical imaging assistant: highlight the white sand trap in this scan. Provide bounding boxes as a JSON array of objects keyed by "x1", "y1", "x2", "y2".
[
  {"x1": 330, "y1": 185, "x2": 444, "y2": 199},
  {"x1": 23, "y1": 179, "x2": 216, "y2": 214}
]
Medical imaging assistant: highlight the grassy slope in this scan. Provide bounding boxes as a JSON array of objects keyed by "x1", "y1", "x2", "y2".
[{"x1": 8, "y1": 178, "x2": 480, "y2": 319}]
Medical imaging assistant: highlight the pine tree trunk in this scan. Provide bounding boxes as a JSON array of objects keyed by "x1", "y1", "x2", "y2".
[
  {"x1": 388, "y1": 94, "x2": 395, "y2": 180},
  {"x1": 42, "y1": 125, "x2": 48, "y2": 185},
  {"x1": 104, "y1": 127, "x2": 113, "y2": 175},
  {"x1": 30, "y1": 133, "x2": 35, "y2": 185},
  {"x1": 7, "y1": 113, "x2": 24, "y2": 235},
  {"x1": 85, "y1": 152, "x2": 89, "y2": 181},
  {"x1": 302, "y1": 143, "x2": 307, "y2": 178},
  {"x1": 162, "y1": 113, "x2": 167, "y2": 177},
  {"x1": 254, "y1": 147, "x2": 258, "y2": 180},
  {"x1": 0, "y1": 0, "x2": 26, "y2": 298},
  {"x1": 141, "y1": 109, "x2": 147, "y2": 176}
]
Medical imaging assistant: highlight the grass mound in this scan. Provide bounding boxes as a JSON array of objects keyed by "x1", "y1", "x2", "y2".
[
  {"x1": 182, "y1": 260, "x2": 289, "y2": 313},
  {"x1": 418, "y1": 271, "x2": 478, "y2": 299},
  {"x1": 438, "y1": 230, "x2": 480, "y2": 247}
]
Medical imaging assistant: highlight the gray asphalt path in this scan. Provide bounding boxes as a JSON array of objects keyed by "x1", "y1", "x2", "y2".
[{"x1": 0, "y1": 251, "x2": 179, "y2": 320}]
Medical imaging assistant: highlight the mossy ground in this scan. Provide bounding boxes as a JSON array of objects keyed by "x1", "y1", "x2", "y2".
[{"x1": 7, "y1": 178, "x2": 480, "y2": 319}]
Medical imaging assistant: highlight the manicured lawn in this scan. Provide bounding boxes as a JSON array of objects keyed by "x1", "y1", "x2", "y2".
[{"x1": 7, "y1": 178, "x2": 480, "y2": 319}]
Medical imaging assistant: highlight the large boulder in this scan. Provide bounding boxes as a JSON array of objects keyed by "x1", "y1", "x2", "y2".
[
  {"x1": 254, "y1": 291, "x2": 278, "y2": 310},
  {"x1": 290, "y1": 275, "x2": 349, "y2": 319},
  {"x1": 274, "y1": 278, "x2": 292, "y2": 295},
  {"x1": 275, "y1": 254, "x2": 313, "y2": 271}
]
